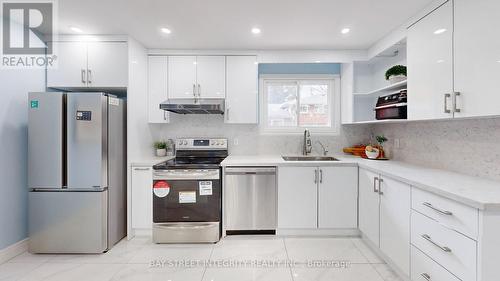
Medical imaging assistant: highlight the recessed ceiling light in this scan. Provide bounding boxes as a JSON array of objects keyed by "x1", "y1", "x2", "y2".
[
  {"x1": 434, "y1": 28, "x2": 447, "y2": 34},
  {"x1": 160, "y1": 27, "x2": 172, "y2": 34},
  {"x1": 341, "y1": 28, "x2": 350, "y2": 34},
  {"x1": 315, "y1": 61, "x2": 321, "y2": 63},
  {"x1": 437, "y1": 59, "x2": 445, "y2": 63},
  {"x1": 70, "y1": 26, "x2": 83, "y2": 33},
  {"x1": 251, "y1": 27, "x2": 261, "y2": 34}
]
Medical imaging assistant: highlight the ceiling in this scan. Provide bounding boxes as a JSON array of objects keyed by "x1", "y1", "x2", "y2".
[{"x1": 57, "y1": 0, "x2": 434, "y2": 50}]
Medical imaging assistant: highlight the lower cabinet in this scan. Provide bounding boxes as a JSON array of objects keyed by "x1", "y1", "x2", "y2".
[
  {"x1": 278, "y1": 166, "x2": 358, "y2": 229},
  {"x1": 359, "y1": 168, "x2": 411, "y2": 276},
  {"x1": 131, "y1": 165, "x2": 153, "y2": 229}
]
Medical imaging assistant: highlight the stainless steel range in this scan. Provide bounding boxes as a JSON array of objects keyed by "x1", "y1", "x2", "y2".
[{"x1": 152, "y1": 138, "x2": 227, "y2": 243}]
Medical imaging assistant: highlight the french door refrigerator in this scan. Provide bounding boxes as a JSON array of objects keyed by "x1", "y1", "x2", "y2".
[{"x1": 28, "y1": 92, "x2": 126, "y2": 253}]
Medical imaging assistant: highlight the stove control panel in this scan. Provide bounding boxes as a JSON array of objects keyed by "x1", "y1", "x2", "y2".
[{"x1": 176, "y1": 138, "x2": 228, "y2": 150}]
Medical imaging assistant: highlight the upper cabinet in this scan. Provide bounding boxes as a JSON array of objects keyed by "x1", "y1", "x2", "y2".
[
  {"x1": 407, "y1": 1, "x2": 453, "y2": 120},
  {"x1": 407, "y1": 0, "x2": 500, "y2": 120},
  {"x1": 225, "y1": 56, "x2": 258, "y2": 124},
  {"x1": 453, "y1": 0, "x2": 500, "y2": 118},
  {"x1": 47, "y1": 41, "x2": 128, "y2": 89},
  {"x1": 168, "y1": 56, "x2": 225, "y2": 99},
  {"x1": 148, "y1": 56, "x2": 169, "y2": 123}
]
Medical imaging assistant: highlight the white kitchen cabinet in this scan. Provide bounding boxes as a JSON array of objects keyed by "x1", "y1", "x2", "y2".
[
  {"x1": 86, "y1": 42, "x2": 128, "y2": 88},
  {"x1": 407, "y1": 0, "x2": 454, "y2": 120},
  {"x1": 47, "y1": 41, "x2": 127, "y2": 89},
  {"x1": 379, "y1": 176, "x2": 411, "y2": 276},
  {"x1": 359, "y1": 168, "x2": 380, "y2": 246},
  {"x1": 196, "y1": 56, "x2": 226, "y2": 98},
  {"x1": 453, "y1": 0, "x2": 500, "y2": 118},
  {"x1": 225, "y1": 56, "x2": 258, "y2": 124},
  {"x1": 278, "y1": 166, "x2": 318, "y2": 229},
  {"x1": 131, "y1": 165, "x2": 153, "y2": 229},
  {"x1": 47, "y1": 41, "x2": 88, "y2": 88},
  {"x1": 168, "y1": 56, "x2": 197, "y2": 99},
  {"x1": 318, "y1": 166, "x2": 358, "y2": 229},
  {"x1": 148, "y1": 56, "x2": 169, "y2": 123}
]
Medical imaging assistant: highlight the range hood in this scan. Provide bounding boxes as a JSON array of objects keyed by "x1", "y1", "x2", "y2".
[{"x1": 160, "y1": 99, "x2": 225, "y2": 114}]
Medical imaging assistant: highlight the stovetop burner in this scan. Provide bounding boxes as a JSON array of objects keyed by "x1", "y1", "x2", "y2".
[{"x1": 153, "y1": 138, "x2": 228, "y2": 170}]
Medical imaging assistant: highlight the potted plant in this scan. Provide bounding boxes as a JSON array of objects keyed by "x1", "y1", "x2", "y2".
[
  {"x1": 376, "y1": 135, "x2": 388, "y2": 158},
  {"x1": 154, "y1": 141, "x2": 168, "y2": 157},
  {"x1": 385, "y1": 65, "x2": 407, "y2": 84}
]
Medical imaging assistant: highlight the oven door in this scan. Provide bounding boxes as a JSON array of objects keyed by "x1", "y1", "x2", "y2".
[{"x1": 153, "y1": 169, "x2": 221, "y2": 223}]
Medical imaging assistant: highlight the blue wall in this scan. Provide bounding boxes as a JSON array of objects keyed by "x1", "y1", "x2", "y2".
[
  {"x1": 258, "y1": 63, "x2": 341, "y2": 75},
  {"x1": 0, "y1": 68, "x2": 44, "y2": 250}
]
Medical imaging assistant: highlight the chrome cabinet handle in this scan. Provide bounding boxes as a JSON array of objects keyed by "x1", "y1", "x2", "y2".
[
  {"x1": 163, "y1": 111, "x2": 167, "y2": 121},
  {"x1": 193, "y1": 84, "x2": 196, "y2": 97},
  {"x1": 314, "y1": 169, "x2": 318, "y2": 184},
  {"x1": 378, "y1": 178, "x2": 384, "y2": 195},
  {"x1": 226, "y1": 107, "x2": 230, "y2": 120},
  {"x1": 319, "y1": 169, "x2": 323, "y2": 183},
  {"x1": 373, "y1": 177, "x2": 379, "y2": 193},
  {"x1": 134, "y1": 167, "x2": 151, "y2": 171},
  {"x1": 444, "y1": 93, "x2": 451, "y2": 113},
  {"x1": 453, "y1": 92, "x2": 461, "y2": 113},
  {"x1": 421, "y1": 234, "x2": 452, "y2": 252},
  {"x1": 87, "y1": 69, "x2": 92, "y2": 84},
  {"x1": 420, "y1": 273, "x2": 431, "y2": 281},
  {"x1": 81, "y1": 69, "x2": 86, "y2": 84},
  {"x1": 198, "y1": 84, "x2": 201, "y2": 97},
  {"x1": 422, "y1": 202, "x2": 453, "y2": 216}
]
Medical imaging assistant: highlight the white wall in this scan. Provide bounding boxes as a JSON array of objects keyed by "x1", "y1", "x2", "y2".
[{"x1": 0, "y1": 68, "x2": 45, "y2": 250}]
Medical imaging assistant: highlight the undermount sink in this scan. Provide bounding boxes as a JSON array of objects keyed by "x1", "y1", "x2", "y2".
[{"x1": 282, "y1": 156, "x2": 340, "y2": 161}]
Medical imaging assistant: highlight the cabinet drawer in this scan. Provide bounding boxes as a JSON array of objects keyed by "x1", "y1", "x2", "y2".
[
  {"x1": 412, "y1": 187, "x2": 478, "y2": 239},
  {"x1": 411, "y1": 246, "x2": 461, "y2": 281},
  {"x1": 411, "y1": 211, "x2": 477, "y2": 281}
]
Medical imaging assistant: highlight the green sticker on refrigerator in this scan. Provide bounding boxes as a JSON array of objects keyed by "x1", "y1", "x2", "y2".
[{"x1": 30, "y1": 100, "x2": 39, "y2": 108}]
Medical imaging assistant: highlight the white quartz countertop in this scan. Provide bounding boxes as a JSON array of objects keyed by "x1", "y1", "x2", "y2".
[
  {"x1": 130, "y1": 156, "x2": 174, "y2": 166},
  {"x1": 221, "y1": 155, "x2": 500, "y2": 211}
]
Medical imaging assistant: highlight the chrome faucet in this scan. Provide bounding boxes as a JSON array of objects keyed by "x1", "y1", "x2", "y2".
[
  {"x1": 317, "y1": 141, "x2": 329, "y2": 156},
  {"x1": 303, "y1": 129, "x2": 312, "y2": 155}
]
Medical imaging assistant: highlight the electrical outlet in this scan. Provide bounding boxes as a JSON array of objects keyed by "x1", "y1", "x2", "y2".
[
  {"x1": 233, "y1": 138, "x2": 239, "y2": 146},
  {"x1": 394, "y1": 138, "x2": 400, "y2": 149}
]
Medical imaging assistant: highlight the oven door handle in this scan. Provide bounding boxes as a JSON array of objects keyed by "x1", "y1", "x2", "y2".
[{"x1": 154, "y1": 169, "x2": 220, "y2": 180}]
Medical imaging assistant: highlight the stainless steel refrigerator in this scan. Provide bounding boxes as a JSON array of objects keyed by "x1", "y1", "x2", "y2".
[{"x1": 28, "y1": 92, "x2": 126, "y2": 253}]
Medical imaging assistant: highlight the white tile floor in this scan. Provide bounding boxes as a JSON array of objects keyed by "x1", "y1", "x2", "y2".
[{"x1": 0, "y1": 236, "x2": 403, "y2": 281}]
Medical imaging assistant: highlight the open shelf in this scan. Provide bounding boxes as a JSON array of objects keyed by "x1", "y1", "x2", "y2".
[
  {"x1": 343, "y1": 119, "x2": 408, "y2": 125},
  {"x1": 353, "y1": 79, "x2": 407, "y2": 97}
]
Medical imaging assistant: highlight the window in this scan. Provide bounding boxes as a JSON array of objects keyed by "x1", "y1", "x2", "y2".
[{"x1": 260, "y1": 75, "x2": 340, "y2": 134}]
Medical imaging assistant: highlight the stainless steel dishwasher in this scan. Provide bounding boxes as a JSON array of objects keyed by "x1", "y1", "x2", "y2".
[{"x1": 224, "y1": 167, "x2": 276, "y2": 234}]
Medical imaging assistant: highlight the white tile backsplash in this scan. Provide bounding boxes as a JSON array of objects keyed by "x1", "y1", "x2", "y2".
[
  {"x1": 373, "y1": 118, "x2": 500, "y2": 181},
  {"x1": 150, "y1": 114, "x2": 371, "y2": 156}
]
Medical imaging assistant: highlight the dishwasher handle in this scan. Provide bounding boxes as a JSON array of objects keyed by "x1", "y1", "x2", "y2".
[{"x1": 225, "y1": 167, "x2": 276, "y2": 175}]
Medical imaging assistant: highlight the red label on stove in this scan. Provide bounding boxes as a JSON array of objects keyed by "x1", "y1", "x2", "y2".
[{"x1": 153, "y1": 181, "x2": 170, "y2": 198}]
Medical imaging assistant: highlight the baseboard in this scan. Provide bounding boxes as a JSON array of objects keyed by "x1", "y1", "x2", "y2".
[
  {"x1": 0, "y1": 238, "x2": 28, "y2": 264},
  {"x1": 276, "y1": 228, "x2": 360, "y2": 236}
]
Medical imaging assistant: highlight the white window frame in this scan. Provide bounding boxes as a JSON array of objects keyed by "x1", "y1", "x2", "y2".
[{"x1": 259, "y1": 74, "x2": 341, "y2": 135}]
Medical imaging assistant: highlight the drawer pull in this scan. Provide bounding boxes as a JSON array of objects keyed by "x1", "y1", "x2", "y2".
[
  {"x1": 422, "y1": 234, "x2": 452, "y2": 252},
  {"x1": 420, "y1": 273, "x2": 431, "y2": 281},
  {"x1": 422, "y1": 202, "x2": 453, "y2": 216}
]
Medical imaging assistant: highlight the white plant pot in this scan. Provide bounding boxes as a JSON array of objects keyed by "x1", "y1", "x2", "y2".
[
  {"x1": 365, "y1": 148, "x2": 380, "y2": 159},
  {"x1": 388, "y1": 75, "x2": 406, "y2": 84},
  {"x1": 156, "y1": 148, "x2": 167, "y2": 157}
]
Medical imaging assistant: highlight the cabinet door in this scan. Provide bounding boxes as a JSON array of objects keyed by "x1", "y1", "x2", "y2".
[
  {"x1": 318, "y1": 166, "x2": 358, "y2": 229},
  {"x1": 148, "y1": 56, "x2": 169, "y2": 123},
  {"x1": 358, "y1": 168, "x2": 380, "y2": 246},
  {"x1": 196, "y1": 56, "x2": 226, "y2": 98},
  {"x1": 225, "y1": 56, "x2": 258, "y2": 124},
  {"x1": 407, "y1": 1, "x2": 453, "y2": 120},
  {"x1": 454, "y1": 0, "x2": 500, "y2": 118},
  {"x1": 47, "y1": 41, "x2": 87, "y2": 88},
  {"x1": 131, "y1": 166, "x2": 153, "y2": 229},
  {"x1": 168, "y1": 56, "x2": 197, "y2": 99},
  {"x1": 87, "y1": 42, "x2": 128, "y2": 88},
  {"x1": 278, "y1": 167, "x2": 318, "y2": 229},
  {"x1": 379, "y1": 176, "x2": 411, "y2": 275}
]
